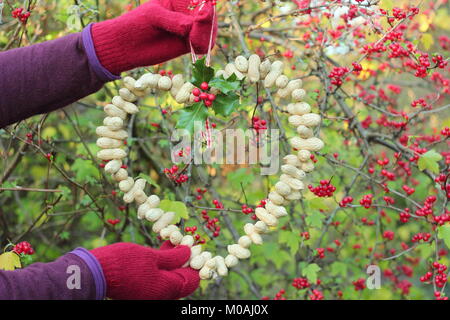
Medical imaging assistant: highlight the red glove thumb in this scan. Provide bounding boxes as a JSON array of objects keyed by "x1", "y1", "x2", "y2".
[
  {"x1": 90, "y1": 242, "x2": 200, "y2": 300},
  {"x1": 189, "y1": 2, "x2": 218, "y2": 54}
]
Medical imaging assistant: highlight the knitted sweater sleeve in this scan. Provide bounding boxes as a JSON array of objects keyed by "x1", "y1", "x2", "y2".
[{"x1": 0, "y1": 24, "x2": 120, "y2": 129}]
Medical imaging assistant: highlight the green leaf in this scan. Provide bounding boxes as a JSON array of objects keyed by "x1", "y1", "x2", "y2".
[
  {"x1": 209, "y1": 75, "x2": 241, "y2": 94},
  {"x1": 330, "y1": 261, "x2": 348, "y2": 277},
  {"x1": 191, "y1": 57, "x2": 215, "y2": 87},
  {"x1": 306, "y1": 211, "x2": 325, "y2": 228},
  {"x1": 0, "y1": 252, "x2": 21, "y2": 271},
  {"x1": 159, "y1": 200, "x2": 189, "y2": 224},
  {"x1": 438, "y1": 224, "x2": 450, "y2": 250},
  {"x1": 176, "y1": 102, "x2": 209, "y2": 134},
  {"x1": 308, "y1": 197, "x2": 328, "y2": 210},
  {"x1": 72, "y1": 158, "x2": 99, "y2": 184},
  {"x1": 213, "y1": 92, "x2": 240, "y2": 117},
  {"x1": 279, "y1": 230, "x2": 300, "y2": 255},
  {"x1": 137, "y1": 173, "x2": 160, "y2": 188},
  {"x1": 418, "y1": 150, "x2": 442, "y2": 174},
  {"x1": 302, "y1": 263, "x2": 321, "y2": 283},
  {"x1": 227, "y1": 168, "x2": 253, "y2": 189}
]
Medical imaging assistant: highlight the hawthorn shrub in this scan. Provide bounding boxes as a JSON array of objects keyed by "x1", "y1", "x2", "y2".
[{"x1": 0, "y1": 0, "x2": 449, "y2": 300}]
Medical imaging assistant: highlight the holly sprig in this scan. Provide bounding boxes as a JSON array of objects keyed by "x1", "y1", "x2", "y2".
[{"x1": 176, "y1": 58, "x2": 243, "y2": 133}]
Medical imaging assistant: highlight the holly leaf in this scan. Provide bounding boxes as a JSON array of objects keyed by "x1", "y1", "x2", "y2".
[
  {"x1": 191, "y1": 57, "x2": 215, "y2": 87},
  {"x1": 176, "y1": 102, "x2": 209, "y2": 134},
  {"x1": 418, "y1": 150, "x2": 442, "y2": 174},
  {"x1": 0, "y1": 252, "x2": 21, "y2": 271},
  {"x1": 438, "y1": 224, "x2": 450, "y2": 250},
  {"x1": 159, "y1": 200, "x2": 189, "y2": 224},
  {"x1": 213, "y1": 92, "x2": 240, "y2": 117},
  {"x1": 209, "y1": 74, "x2": 241, "y2": 94},
  {"x1": 302, "y1": 263, "x2": 321, "y2": 283}
]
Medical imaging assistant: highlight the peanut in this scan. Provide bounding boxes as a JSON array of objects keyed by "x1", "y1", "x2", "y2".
[
  {"x1": 145, "y1": 208, "x2": 164, "y2": 222},
  {"x1": 268, "y1": 191, "x2": 285, "y2": 206},
  {"x1": 158, "y1": 76, "x2": 172, "y2": 91},
  {"x1": 259, "y1": 59, "x2": 271, "y2": 78},
  {"x1": 301, "y1": 160, "x2": 315, "y2": 172},
  {"x1": 254, "y1": 221, "x2": 269, "y2": 233},
  {"x1": 225, "y1": 254, "x2": 239, "y2": 268},
  {"x1": 299, "y1": 113, "x2": 321, "y2": 127},
  {"x1": 123, "y1": 178, "x2": 146, "y2": 203},
  {"x1": 104, "y1": 104, "x2": 127, "y2": 120},
  {"x1": 97, "y1": 137, "x2": 123, "y2": 149},
  {"x1": 277, "y1": 79, "x2": 302, "y2": 98},
  {"x1": 146, "y1": 195, "x2": 160, "y2": 208},
  {"x1": 297, "y1": 125, "x2": 314, "y2": 138},
  {"x1": 175, "y1": 82, "x2": 195, "y2": 104},
  {"x1": 255, "y1": 207, "x2": 278, "y2": 227},
  {"x1": 96, "y1": 126, "x2": 128, "y2": 140},
  {"x1": 169, "y1": 230, "x2": 183, "y2": 245},
  {"x1": 285, "y1": 191, "x2": 302, "y2": 201},
  {"x1": 119, "y1": 88, "x2": 137, "y2": 102},
  {"x1": 205, "y1": 258, "x2": 216, "y2": 269},
  {"x1": 291, "y1": 88, "x2": 306, "y2": 101},
  {"x1": 287, "y1": 102, "x2": 311, "y2": 115},
  {"x1": 123, "y1": 76, "x2": 137, "y2": 91},
  {"x1": 119, "y1": 177, "x2": 134, "y2": 192},
  {"x1": 264, "y1": 61, "x2": 284, "y2": 88},
  {"x1": 235, "y1": 55, "x2": 248, "y2": 73},
  {"x1": 160, "y1": 225, "x2": 179, "y2": 239},
  {"x1": 275, "y1": 181, "x2": 292, "y2": 196},
  {"x1": 190, "y1": 255, "x2": 206, "y2": 270},
  {"x1": 288, "y1": 115, "x2": 303, "y2": 127},
  {"x1": 276, "y1": 75, "x2": 289, "y2": 88},
  {"x1": 238, "y1": 235, "x2": 252, "y2": 248},
  {"x1": 200, "y1": 251, "x2": 213, "y2": 261},
  {"x1": 112, "y1": 96, "x2": 139, "y2": 114},
  {"x1": 227, "y1": 244, "x2": 251, "y2": 259},
  {"x1": 290, "y1": 137, "x2": 324, "y2": 152},
  {"x1": 215, "y1": 256, "x2": 228, "y2": 277},
  {"x1": 181, "y1": 235, "x2": 195, "y2": 247},
  {"x1": 225, "y1": 63, "x2": 245, "y2": 80},
  {"x1": 297, "y1": 149, "x2": 311, "y2": 162},
  {"x1": 247, "y1": 54, "x2": 261, "y2": 83},
  {"x1": 103, "y1": 117, "x2": 124, "y2": 131},
  {"x1": 243, "y1": 224, "x2": 263, "y2": 245},
  {"x1": 199, "y1": 266, "x2": 214, "y2": 280},
  {"x1": 280, "y1": 174, "x2": 304, "y2": 190},
  {"x1": 104, "y1": 159, "x2": 122, "y2": 174},
  {"x1": 281, "y1": 164, "x2": 306, "y2": 180},
  {"x1": 265, "y1": 201, "x2": 288, "y2": 218},
  {"x1": 113, "y1": 168, "x2": 128, "y2": 182},
  {"x1": 170, "y1": 74, "x2": 184, "y2": 97},
  {"x1": 97, "y1": 148, "x2": 127, "y2": 161},
  {"x1": 134, "y1": 190, "x2": 147, "y2": 205},
  {"x1": 152, "y1": 211, "x2": 175, "y2": 233},
  {"x1": 283, "y1": 154, "x2": 301, "y2": 167}
]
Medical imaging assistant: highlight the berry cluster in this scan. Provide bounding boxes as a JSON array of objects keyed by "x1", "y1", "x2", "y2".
[
  {"x1": 411, "y1": 232, "x2": 431, "y2": 243},
  {"x1": 316, "y1": 248, "x2": 325, "y2": 259},
  {"x1": 273, "y1": 289, "x2": 286, "y2": 300},
  {"x1": 292, "y1": 277, "x2": 310, "y2": 289},
  {"x1": 195, "y1": 188, "x2": 207, "y2": 200},
  {"x1": 309, "y1": 289, "x2": 324, "y2": 300},
  {"x1": 339, "y1": 196, "x2": 353, "y2": 207},
  {"x1": 251, "y1": 116, "x2": 267, "y2": 133},
  {"x1": 399, "y1": 208, "x2": 411, "y2": 223},
  {"x1": 202, "y1": 208, "x2": 221, "y2": 238},
  {"x1": 328, "y1": 66, "x2": 350, "y2": 86},
  {"x1": 414, "y1": 196, "x2": 436, "y2": 217},
  {"x1": 192, "y1": 82, "x2": 216, "y2": 108},
  {"x1": 383, "y1": 230, "x2": 395, "y2": 241},
  {"x1": 300, "y1": 231, "x2": 310, "y2": 240},
  {"x1": 352, "y1": 278, "x2": 366, "y2": 291},
  {"x1": 308, "y1": 180, "x2": 336, "y2": 197},
  {"x1": 241, "y1": 204, "x2": 254, "y2": 215},
  {"x1": 12, "y1": 8, "x2": 31, "y2": 23},
  {"x1": 13, "y1": 241, "x2": 35, "y2": 255},
  {"x1": 359, "y1": 194, "x2": 373, "y2": 209},
  {"x1": 164, "y1": 165, "x2": 188, "y2": 185},
  {"x1": 432, "y1": 262, "x2": 448, "y2": 288}
]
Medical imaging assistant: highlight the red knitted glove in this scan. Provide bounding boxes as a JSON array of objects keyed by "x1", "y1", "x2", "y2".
[
  {"x1": 90, "y1": 242, "x2": 200, "y2": 300},
  {"x1": 91, "y1": 0, "x2": 217, "y2": 75}
]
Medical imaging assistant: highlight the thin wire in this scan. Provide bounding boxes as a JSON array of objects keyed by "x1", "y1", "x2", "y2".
[{"x1": 190, "y1": 1, "x2": 216, "y2": 67}]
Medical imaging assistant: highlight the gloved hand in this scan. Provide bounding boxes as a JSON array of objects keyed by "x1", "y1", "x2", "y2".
[
  {"x1": 90, "y1": 241, "x2": 199, "y2": 300},
  {"x1": 91, "y1": 0, "x2": 218, "y2": 75}
]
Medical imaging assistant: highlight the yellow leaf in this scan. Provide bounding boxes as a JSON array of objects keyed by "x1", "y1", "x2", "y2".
[
  {"x1": 421, "y1": 33, "x2": 434, "y2": 50},
  {"x1": 0, "y1": 252, "x2": 22, "y2": 271},
  {"x1": 434, "y1": 8, "x2": 450, "y2": 31},
  {"x1": 382, "y1": 0, "x2": 393, "y2": 11},
  {"x1": 417, "y1": 14, "x2": 432, "y2": 32}
]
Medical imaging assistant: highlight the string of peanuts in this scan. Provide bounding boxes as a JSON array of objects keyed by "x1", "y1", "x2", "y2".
[{"x1": 95, "y1": 54, "x2": 324, "y2": 280}]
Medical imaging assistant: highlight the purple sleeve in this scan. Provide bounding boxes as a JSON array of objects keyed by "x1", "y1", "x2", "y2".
[
  {"x1": 0, "y1": 248, "x2": 106, "y2": 300},
  {"x1": 0, "y1": 24, "x2": 120, "y2": 129}
]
